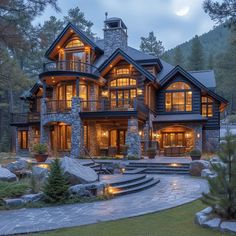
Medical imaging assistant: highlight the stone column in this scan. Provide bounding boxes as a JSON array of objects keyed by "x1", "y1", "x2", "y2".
[
  {"x1": 203, "y1": 129, "x2": 220, "y2": 152},
  {"x1": 125, "y1": 118, "x2": 141, "y2": 158},
  {"x1": 40, "y1": 98, "x2": 49, "y2": 144},
  {"x1": 70, "y1": 97, "x2": 83, "y2": 158},
  {"x1": 88, "y1": 121, "x2": 98, "y2": 156},
  {"x1": 143, "y1": 121, "x2": 150, "y2": 153},
  {"x1": 194, "y1": 124, "x2": 203, "y2": 152}
]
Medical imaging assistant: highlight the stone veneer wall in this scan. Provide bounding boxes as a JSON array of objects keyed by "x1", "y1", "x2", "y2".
[
  {"x1": 143, "y1": 121, "x2": 150, "y2": 153},
  {"x1": 103, "y1": 28, "x2": 128, "y2": 57},
  {"x1": 125, "y1": 118, "x2": 141, "y2": 158},
  {"x1": 88, "y1": 121, "x2": 98, "y2": 156},
  {"x1": 202, "y1": 129, "x2": 220, "y2": 153},
  {"x1": 40, "y1": 97, "x2": 83, "y2": 158},
  {"x1": 154, "y1": 122, "x2": 203, "y2": 152}
]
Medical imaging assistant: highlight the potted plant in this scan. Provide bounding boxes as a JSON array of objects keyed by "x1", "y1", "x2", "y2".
[
  {"x1": 190, "y1": 149, "x2": 202, "y2": 160},
  {"x1": 146, "y1": 147, "x2": 157, "y2": 159},
  {"x1": 120, "y1": 144, "x2": 128, "y2": 157},
  {"x1": 33, "y1": 143, "x2": 48, "y2": 162}
]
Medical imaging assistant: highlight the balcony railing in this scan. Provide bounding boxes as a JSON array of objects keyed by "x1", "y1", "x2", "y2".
[
  {"x1": 10, "y1": 112, "x2": 40, "y2": 124},
  {"x1": 45, "y1": 100, "x2": 72, "y2": 113},
  {"x1": 80, "y1": 99, "x2": 137, "y2": 112},
  {"x1": 43, "y1": 60, "x2": 99, "y2": 76}
]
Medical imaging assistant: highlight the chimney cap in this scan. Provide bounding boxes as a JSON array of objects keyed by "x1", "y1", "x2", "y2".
[{"x1": 104, "y1": 17, "x2": 127, "y2": 29}]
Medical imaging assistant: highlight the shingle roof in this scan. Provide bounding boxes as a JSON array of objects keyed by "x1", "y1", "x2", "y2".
[{"x1": 189, "y1": 70, "x2": 216, "y2": 89}]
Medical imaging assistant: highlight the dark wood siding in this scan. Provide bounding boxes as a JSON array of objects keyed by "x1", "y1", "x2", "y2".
[{"x1": 203, "y1": 99, "x2": 220, "y2": 129}]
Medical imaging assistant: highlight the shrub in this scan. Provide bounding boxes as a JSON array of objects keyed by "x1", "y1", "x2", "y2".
[
  {"x1": 43, "y1": 158, "x2": 69, "y2": 203},
  {"x1": 32, "y1": 143, "x2": 48, "y2": 154},
  {"x1": 201, "y1": 130, "x2": 236, "y2": 219},
  {"x1": 0, "y1": 181, "x2": 29, "y2": 202},
  {"x1": 189, "y1": 149, "x2": 201, "y2": 156}
]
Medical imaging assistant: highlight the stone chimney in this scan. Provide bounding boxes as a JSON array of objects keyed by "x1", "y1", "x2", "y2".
[{"x1": 103, "y1": 16, "x2": 128, "y2": 57}]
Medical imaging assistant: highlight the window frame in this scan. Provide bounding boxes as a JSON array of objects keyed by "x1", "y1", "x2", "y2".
[
  {"x1": 164, "y1": 82, "x2": 192, "y2": 112},
  {"x1": 201, "y1": 96, "x2": 214, "y2": 117}
]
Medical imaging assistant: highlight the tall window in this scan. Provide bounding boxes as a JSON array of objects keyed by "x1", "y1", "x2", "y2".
[
  {"x1": 58, "y1": 125, "x2": 71, "y2": 151},
  {"x1": 202, "y1": 96, "x2": 213, "y2": 117},
  {"x1": 18, "y1": 130, "x2": 28, "y2": 149},
  {"x1": 165, "y1": 82, "x2": 192, "y2": 112}
]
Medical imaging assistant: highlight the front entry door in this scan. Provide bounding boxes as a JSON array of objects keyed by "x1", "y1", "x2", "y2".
[{"x1": 110, "y1": 129, "x2": 126, "y2": 154}]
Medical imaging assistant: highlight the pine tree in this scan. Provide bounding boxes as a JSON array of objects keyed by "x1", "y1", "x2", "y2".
[
  {"x1": 201, "y1": 130, "x2": 236, "y2": 219},
  {"x1": 207, "y1": 53, "x2": 214, "y2": 69},
  {"x1": 140, "y1": 31, "x2": 165, "y2": 57},
  {"x1": 173, "y1": 46, "x2": 184, "y2": 67},
  {"x1": 188, "y1": 35, "x2": 204, "y2": 70},
  {"x1": 43, "y1": 159, "x2": 69, "y2": 203}
]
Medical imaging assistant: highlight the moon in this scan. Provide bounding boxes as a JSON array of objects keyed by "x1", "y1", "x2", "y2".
[{"x1": 175, "y1": 6, "x2": 190, "y2": 16}]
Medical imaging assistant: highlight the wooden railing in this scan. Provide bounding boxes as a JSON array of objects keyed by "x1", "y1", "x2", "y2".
[
  {"x1": 43, "y1": 60, "x2": 99, "y2": 76},
  {"x1": 10, "y1": 112, "x2": 40, "y2": 124},
  {"x1": 45, "y1": 100, "x2": 72, "y2": 113}
]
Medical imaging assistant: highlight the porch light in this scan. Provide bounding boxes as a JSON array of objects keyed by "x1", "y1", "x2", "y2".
[
  {"x1": 197, "y1": 133, "x2": 201, "y2": 138},
  {"x1": 110, "y1": 64, "x2": 113, "y2": 68},
  {"x1": 102, "y1": 90, "x2": 108, "y2": 97},
  {"x1": 137, "y1": 88, "x2": 143, "y2": 95},
  {"x1": 139, "y1": 131, "x2": 142, "y2": 136},
  {"x1": 102, "y1": 131, "x2": 108, "y2": 137}
]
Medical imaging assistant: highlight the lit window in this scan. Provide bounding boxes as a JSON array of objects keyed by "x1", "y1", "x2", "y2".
[
  {"x1": 201, "y1": 96, "x2": 213, "y2": 117},
  {"x1": 116, "y1": 68, "x2": 130, "y2": 75},
  {"x1": 18, "y1": 130, "x2": 28, "y2": 149},
  {"x1": 110, "y1": 78, "x2": 136, "y2": 87},
  {"x1": 165, "y1": 82, "x2": 192, "y2": 112},
  {"x1": 65, "y1": 38, "x2": 84, "y2": 48}
]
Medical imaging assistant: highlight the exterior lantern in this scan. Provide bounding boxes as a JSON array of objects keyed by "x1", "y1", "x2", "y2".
[{"x1": 137, "y1": 88, "x2": 143, "y2": 95}]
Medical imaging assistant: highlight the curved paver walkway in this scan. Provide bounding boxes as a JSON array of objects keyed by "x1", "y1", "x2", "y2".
[{"x1": 0, "y1": 175, "x2": 208, "y2": 235}]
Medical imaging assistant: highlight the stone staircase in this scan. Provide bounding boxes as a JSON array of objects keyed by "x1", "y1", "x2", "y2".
[
  {"x1": 101, "y1": 174, "x2": 160, "y2": 196},
  {"x1": 125, "y1": 162, "x2": 190, "y2": 175}
]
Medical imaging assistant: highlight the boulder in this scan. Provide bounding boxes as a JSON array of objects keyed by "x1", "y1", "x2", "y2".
[
  {"x1": 190, "y1": 160, "x2": 210, "y2": 176},
  {"x1": 60, "y1": 157, "x2": 98, "y2": 185},
  {"x1": 21, "y1": 193, "x2": 44, "y2": 203},
  {"x1": 220, "y1": 221, "x2": 236, "y2": 233},
  {"x1": 201, "y1": 169, "x2": 216, "y2": 178},
  {"x1": 32, "y1": 166, "x2": 49, "y2": 182},
  {"x1": 195, "y1": 207, "x2": 212, "y2": 225},
  {"x1": 5, "y1": 159, "x2": 29, "y2": 173},
  {"x1": 203, "y1": 218, "x2": 221, "y2": 229},
  {"x1": 69, "y1": 182, "x2": 105, "y2": 197},
  {"x1": 0, "y1": 167, "x2": 17, "y2": 182},
  {"x1": 4, "y1": 198, "x2": 25, "y2": 208}
]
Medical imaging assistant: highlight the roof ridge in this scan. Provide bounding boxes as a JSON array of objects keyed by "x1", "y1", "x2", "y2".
[{"x1": 189, "y1": 70, "x2": 213, "y2": 73}]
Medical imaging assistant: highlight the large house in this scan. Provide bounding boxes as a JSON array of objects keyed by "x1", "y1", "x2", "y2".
[{"x1": 11, "y1": 17, "x2": 228, "y2": 158}]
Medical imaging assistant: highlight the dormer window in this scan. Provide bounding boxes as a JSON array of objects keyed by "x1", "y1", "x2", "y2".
[
  {"x1": 165, "y1": 82, "x2": 192, "y2": 112},
  {"x1": 65, "y1": 38, "x2": 84, "y2": 48}
]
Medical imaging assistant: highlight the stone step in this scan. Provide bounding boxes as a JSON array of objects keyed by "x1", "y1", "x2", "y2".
[
  {"x1": 113, "y1": 176, "x2": 154, "y2": 190},
  {"x1": 109, "y1": 174, "x2": 146, "y2": 187},
  {"x1": 145, "y1": 170, "x2": 189, "y2": 175},
  {"x1": 128, "y1": 162, "x2": 190, "y2": 167},
  {"x1": 123, "y1": 168, "x2": 147, "y2": 174},
  {"x1": 112, "y1": 179, "x2": 160, "y2": 196},
  {"x1": 126, "y1": 165, "x2": 189, "y2": 170}
]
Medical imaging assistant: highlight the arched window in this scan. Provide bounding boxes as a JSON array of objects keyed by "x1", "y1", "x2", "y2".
[
  {"x1": 165, "y1": 82, "x2": 192, "y2": 112},
  {"x1": 65, "y1": 38, "x2": 84, "y2": 48}
]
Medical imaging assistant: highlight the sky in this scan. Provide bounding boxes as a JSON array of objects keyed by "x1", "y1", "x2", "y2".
[{"x1": 36, "y1": 0, "x2": 216, "y2": 50}]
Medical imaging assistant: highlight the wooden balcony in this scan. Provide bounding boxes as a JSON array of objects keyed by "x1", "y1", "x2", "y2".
[
  {"x1": 10, "y1": 112, "x2": 40, "y2": 125},
  {"x1": 42, "y1": 60, "x2": 99, "y2": 76}
]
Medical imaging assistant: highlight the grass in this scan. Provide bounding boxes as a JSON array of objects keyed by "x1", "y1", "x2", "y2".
[{"x1": 27, "y1": 200, "x2": 233, "y2": 236}]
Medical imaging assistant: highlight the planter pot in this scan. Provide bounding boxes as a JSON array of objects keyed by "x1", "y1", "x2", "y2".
[
  {"x1": 147, "y1": 153, "x2": 156, "y2": 159},
  {"x1": 191, "y1": 155, "x2": 201, "y2": 161},
  {"x1": 35, "y1": 154, "x2": 48, "y2": 163}
]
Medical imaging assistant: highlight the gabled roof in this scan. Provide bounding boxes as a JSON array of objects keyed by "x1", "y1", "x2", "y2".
[
  {"x1": 189, "y1": 70, "x2": 216, "y2": 89},
  {"x1": 20, "y1": 81, "x2": 42, "y2": 100},
  {"x1": 160, "y1": 65, "x2": 228, "y2": 104},
  {"x1": 45, "y1": 22, "x2": 103, "y2": 59},
  {"x1": 98, "y1": 48, "x2": 157, "y2": 82}
]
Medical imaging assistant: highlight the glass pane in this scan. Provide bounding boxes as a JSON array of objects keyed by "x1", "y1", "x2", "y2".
[
  {"x1": 116, "y1": 68, "x2": 130, "y2": 75},
  {"x1": 110, "y1": 130, "x2": 117, "y2": 147},
  {"x1": 201, "y1": 96, "x2": 207, "y2": 103},
  {"x1": 130, "y1": 79, "x2": 136, "y2": 86},
  {"x1": 65, "y1": 39, "x2": 84, "y2": 48},
  {"x1": 186, "y1": 91, "x2": 192, "y2": 111},
  {"x1": 165, "y1": 93, "x2": 172, "y2": 111},
  {"x1": 208, "y1": 104, "x2": 213, "y2": 117},
  {"x1": 173, "y1": 92, "x2": 185, "y2": 111},
  {"x1": 110, "y1": 80, "x2": 116, "y2": 87},
  {"x1": 202, "y1": 104, "x2": 207, "y2": 117},
  {"x1": 66, "y1": 126, "x2": 71, "y2": 150},
  {"x1": 166, "y1": 82, "x2": 190, "y2": 90}
]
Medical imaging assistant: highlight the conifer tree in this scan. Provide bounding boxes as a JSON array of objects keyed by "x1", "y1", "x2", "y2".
[
  {"x1": 140, "y1": 31, "x2": 165, "y2": 57},
  {"x1": 43, "y1": 159, "x2": 69, "y2": 203},
  {"x1": 201, "y1": 130, "x2": 236, "y2": 219},
  {"x1": 173, "y1": 46, "x2": 184, "y2": 67},
  {"x1": 188, "y1": 35, "x2": 204, "y2": 70}
]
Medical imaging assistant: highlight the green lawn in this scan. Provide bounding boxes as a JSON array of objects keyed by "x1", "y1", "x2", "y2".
[{"x1": 29, "y1": 200, "x2": 233, "y2": 236}]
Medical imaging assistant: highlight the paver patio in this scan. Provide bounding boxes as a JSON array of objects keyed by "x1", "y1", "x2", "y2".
[{"x1": 0, "y1": 175, "x2": 208, "y2": 235}]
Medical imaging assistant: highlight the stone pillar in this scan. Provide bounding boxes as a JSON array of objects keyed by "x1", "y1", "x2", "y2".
[
  {"x1": 40, "y1": 98, "x2": 49, "y2": 144},
  {"x1": 70, "y1": 97, "x2": 83, "y2": 158},
  {"x1": 88, "y1": 121, "x2": 98, "y2": 156},
  {"x1": 15, "y1": 127, "x2": 19, "y2": 155},
  {"x1": 194, "y1": 124, "x2": 203, "y2": 152},
  {"x1": 143, "y1": 121, "x2": 150, "y2": 153},
  {"x1": 125, "y1": 118, "x2": 141, "y2": 158},
  {"x1": 203, "y1": 129, "x2": 220, "y2": 152},
  {"x1": 28, "y1": 126, "x2": 34, "y2": 153}
]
